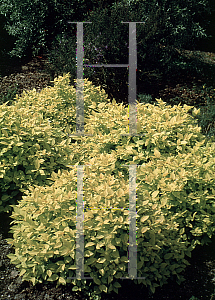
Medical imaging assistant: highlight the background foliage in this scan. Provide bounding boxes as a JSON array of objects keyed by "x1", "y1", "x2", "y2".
[
  {"x1": 0, "y1": 0, "x2": 211, "y2": 60},
  {"x1": 81, "y1": 0, "x2": 212, "y2": 83},
  {"x1": 36, "y1": 0, "x2": 211, "y2": 105},
  {"x1": 0, "y1": 0, "x2": 120, "y2": 58}
]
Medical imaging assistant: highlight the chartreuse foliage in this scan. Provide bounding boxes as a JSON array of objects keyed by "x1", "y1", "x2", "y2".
[
  {"x1": 6, "y1": 73, "x2": 215, "y2": 298},
  {"x1": 0, "y1": 74, "x2": 110, "y2": 213}
]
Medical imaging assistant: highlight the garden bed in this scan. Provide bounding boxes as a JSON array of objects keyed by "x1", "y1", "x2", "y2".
[{"x1": 0, "y1": 49, "x2": 215, "y2": 300}]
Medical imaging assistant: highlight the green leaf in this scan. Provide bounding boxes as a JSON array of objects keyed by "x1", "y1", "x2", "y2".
[
  {"x1": 85, "y1": 242, "x2": 95, "y2": 248},
  {"x1": 19, "y1": 269, "x2": 26, "y2": 276},
  {"x1": 34, "y1": 158, "x2": 40, "y2": 169},
  {"x1": 84, "y1": 265, "x2": 91, "y2": 273},
  {"x1": 152, "y1": 190, "x2": 159, "y2": 198},
  {"x1": 150, "y1": 285, "x2": 155, "y2": 293},
  {"x1": 120, "y1": 256, "x2": 128, "y2": 263},
  {"x1": 99, "y1": 285, "x2": 108, "y2": 292},
  {"x1": 47, "y1": 270, "x2": 52, "y2": 277},
  {"x1": 93, "y1": 277, "x2": 101, "y2": 285},
  {"x1": 137, "y1": 260, "x2": 144, "y2": 269},
  {"x1": 185, "y1": 250, "x2": 192, "y2": 258},
  {"x1": 99, "y1": 268, "x2": 105, "y2": 276},
  {"x1": 47, "y1": 274, "x2": 59, "y2": 281},
  {"x1": 164, "y1": 253, "x2": 173, "y2": 260},
  {"x1": 160, "y1": 263, "x2": 167, "y2": 269},
  {"x1": 97, "y1": 257, "x2": 106, "y2": 264},
  {"x1": 85, "y1": 257, "x2": 97, "y2": 265},
  {"x1": 29, "y1": 277, "x2": 36, "y2": 285},
  {"x1": 108, "y1": 276, "x2": 113, "y2": 284},
  {"x1": 58, "y1": 277, "x2": 66, "y2": 285},
  {"x1": 7, "y1": 253, "x2": 18, "y2": 261},
  {"x1": 68, "y1": 265, "x2": 76, "y2": 270},
  {"x1": 149, "y1": 232, "x2": 155, "y2": 245},
  {"x1": 113, "y1": 282, "x2": 121, "y2": 288},
  {"x1": 141, "y1": 226, "x2": 149, "y2": 234},
  {"x1": 140, "y1": 215, "x2": 149, "y2": 223},
  {"x1": 1, "y1": 194, "x2": 9, "y2": 201}
]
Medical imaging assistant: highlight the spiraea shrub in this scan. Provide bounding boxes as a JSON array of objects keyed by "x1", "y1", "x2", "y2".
[
  {"x1": 0, "y1": 73, "x2": 110, "y2": 213},
  {"x1": 6, "y1": 74, "x2": 215, "y2": 299}
]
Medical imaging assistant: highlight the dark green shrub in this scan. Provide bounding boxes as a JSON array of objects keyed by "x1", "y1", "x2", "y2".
[
  {"x1": 194, "y1": 104, "x2": 215, "y2": 140},
  {"x1": 0, "y1": 83, "x2": 19, "y2": 106},
  {"x1": 0, "y1": 14, "x2": 16, "y2": 58},
  {"x1": 0, "y1": 0, "x2": 212, "y2": 81},
  {"x1": 157, "y1": 83, "x2": 215, "y2": 140},
  {"x1": 44, "y1": 0, "x2": 212, "y2": 104},
  {"x1": 137, "y1": 93, "x2": 154, "y2": 105},
  {"x1": 111, "y1": 0, "x2": 212, "y2": 79},
  {"x1": 45, "y1": 7, "x2": 129, "y2": 105},
  {"x1": 2, "y1": 0, "x2": 210, "y2": 104},
  {"x1": 44, "y1": 32, "x2": 77, "y2": 81},
  {"x1": 0, "y1": 0, "x2": 118, "y2": 59}
]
